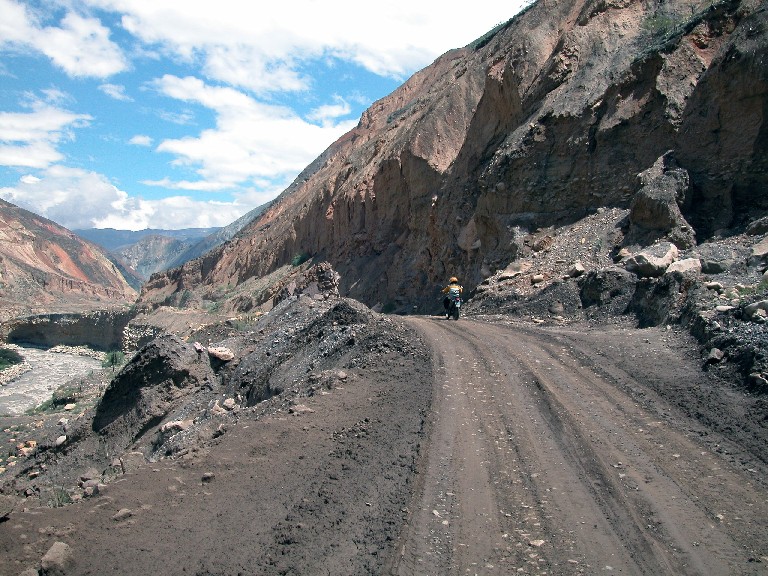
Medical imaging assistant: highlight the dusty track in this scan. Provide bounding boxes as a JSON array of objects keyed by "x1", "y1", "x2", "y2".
[
  {"x1": 1, "y1": 313, "x2": 766, "y2": 575},
  {"x1": 392, "y1": 317, "x2": 768, "y2": 575}
]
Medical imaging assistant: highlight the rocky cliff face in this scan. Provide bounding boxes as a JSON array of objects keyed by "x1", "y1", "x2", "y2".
[
  {"x1": 0, "y1": 199, "x2": 138, "y2": 322},
  {"x1": 139, "y1": 0, "x2": 767, "y2": 313}
]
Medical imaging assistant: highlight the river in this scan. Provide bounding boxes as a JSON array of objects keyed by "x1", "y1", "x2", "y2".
[{"x1": 0, "y1": 347, "x2": 103, "y2": 416}]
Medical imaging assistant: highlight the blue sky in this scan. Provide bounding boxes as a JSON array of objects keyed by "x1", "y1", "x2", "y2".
[{"x1": 0, "y1": 0, "x2": 526, "y2": 231}]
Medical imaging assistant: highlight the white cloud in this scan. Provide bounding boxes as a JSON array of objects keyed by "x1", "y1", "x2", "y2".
[
  {"x1": 0, "y1": 166, "x2": 129, "y2": 228},
  {"x1": 0, "y1": 141, "x2": 65, "y2": 168},
  {"x1": 99, "y1": 83, "x2": 132, "y2": 101},
  {"x1": 86, "y1": 0, "x2": 521, "y2": 90},
  {"x1": 0, "y1": 1, "x2": 127, "y2": 79},
  {"x1": 0, "y1": 166, "x2": 250, "y2": 230},
  {"x1": 0, "y1": 101, "x2": 91, "y2": 168},
  {"x1": 92, "y1": 195, "x2": 246, "y2": 230},
  {"x1": 0, "y1": 0, "x2": 35, "y2": 45},
  {"x1": 129, "y1": 134, "x2": 152, "y2": 146},
  {"x1": 40, "y1": 12, "x2": 128, "y2": 78},
  {"x1": 307, "y1": 96, "x2": 352, "y2": 127},
  {"x1": 151, "y1": 75, "x2": 357, "y2": 189},
  {"x1": 141, "y1": 177, "x2": 232, "y2": 192}
]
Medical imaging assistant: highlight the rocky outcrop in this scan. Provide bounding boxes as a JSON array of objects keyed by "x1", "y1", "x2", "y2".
[
  {"x1": 2, "y1": 310, "x2": 134, "y2": 351},
  {"x1": 138, "y1": 0, "x2": 767, "y2": 315},
  {"x1": 626, "y1": 153, "x2": 696, "y2": 249},
  {"x1": 92, "y1": 334, "x2": 217, "y2": 452}
]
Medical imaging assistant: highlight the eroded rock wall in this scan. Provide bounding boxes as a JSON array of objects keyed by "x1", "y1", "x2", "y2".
[{"x1": 2, "y1": 310, "x2": 134, "y2": 351}]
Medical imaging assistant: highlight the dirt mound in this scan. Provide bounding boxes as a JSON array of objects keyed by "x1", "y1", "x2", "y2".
[{"x1": 92, "y1": 334, "x2": 217, "y2": 450}]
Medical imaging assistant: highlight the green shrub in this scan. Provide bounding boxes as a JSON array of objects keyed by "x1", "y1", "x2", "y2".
[
  {"x1": 178, "y1": 289, "x2": 193, "y2": 307},
  {"x1": 102, "y1": 350, "x2": 125, "y2": 372},
  {"x1": 0, "y1": 348, "x2": 23, "y2": 371}
]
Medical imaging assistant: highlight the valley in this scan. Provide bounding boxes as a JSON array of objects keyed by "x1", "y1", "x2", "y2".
[
  {"x1": 0, "y1": 0, "x2": 765, "y2": 573},
  {"x1": 0, "y1": 346, "x2": 103, "y2": 416}
]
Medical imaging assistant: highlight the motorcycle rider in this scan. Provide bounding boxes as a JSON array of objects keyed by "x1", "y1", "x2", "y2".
[{"x1": 442, "y1": 276, "x2": 463, "y2": 317}]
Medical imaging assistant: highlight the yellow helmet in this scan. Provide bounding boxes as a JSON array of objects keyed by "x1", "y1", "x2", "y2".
[{"x1": 449, "y1": 276, "x2": 458, "y2": 283}]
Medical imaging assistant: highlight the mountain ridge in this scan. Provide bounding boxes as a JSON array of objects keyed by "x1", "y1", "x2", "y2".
[
  {"x1": 75, "y1": 202, "x2": 271, "y2": 281},
  {"x1": 138, "y1": 0, "x2": 767, "y2": 315}
]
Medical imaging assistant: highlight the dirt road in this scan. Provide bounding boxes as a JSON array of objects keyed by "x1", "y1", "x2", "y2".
[
  {"x1": 1, "y1": 312, "x2": 766, "y2": 576},
  {"x1": 392, "y1": 316, "x2": 768, "y2": 575}
]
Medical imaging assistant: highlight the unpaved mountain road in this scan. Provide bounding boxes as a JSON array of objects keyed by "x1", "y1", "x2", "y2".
[
  {"x1": 391, "y1": 317, "x2": 768, "y2": 576},
  {"x1": 1, "y1": 314, "x2": 766, "y2": 576}
]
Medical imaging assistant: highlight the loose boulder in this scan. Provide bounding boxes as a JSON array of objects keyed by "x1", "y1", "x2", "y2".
[
  {"x1": 579, "y1": 266, "x2": 636, "y2": 313},
  {"x1": 624, "y1": 242, "x2": 679, "y2": 278},
  {"x1": 41, "y1": 541, "x2": 74, "y2": 576},
  {"x1": 626, "y1": 153, "x2": 696, "y2": 249}
]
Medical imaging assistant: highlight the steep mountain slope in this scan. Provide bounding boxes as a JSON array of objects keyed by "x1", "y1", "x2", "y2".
[
  {"x1": 139, "y1": 0, "x2": 767, "y2": 314},
  {"x1": 0, "y1": 199, "x2": 138, "y2": 322}
]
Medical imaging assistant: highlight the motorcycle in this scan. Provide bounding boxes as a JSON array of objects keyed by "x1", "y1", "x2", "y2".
[{"x1": 445, "y1": 291, "x2": 461, "y2": 320}]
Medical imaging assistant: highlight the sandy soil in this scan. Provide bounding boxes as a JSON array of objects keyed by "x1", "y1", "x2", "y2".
[{"x1": 0, "y1": 314, "x2": 766, "y2": 576}]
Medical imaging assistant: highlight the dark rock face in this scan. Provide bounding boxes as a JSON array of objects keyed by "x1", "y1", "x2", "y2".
[
  {"x1": 93, "y1": 334, "x2": 216, "y2": 450},
  {"x1": 579, "y1": 266, "x2": 637, "y2": 313},
  {"x1": 138, "y1": 0, "x2": 767, "y2": 315},
  {"x1": 2, "y1": 310, "x2": 134, "y2": 351}
]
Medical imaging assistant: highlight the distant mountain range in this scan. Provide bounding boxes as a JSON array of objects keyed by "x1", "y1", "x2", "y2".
[
  {"x1": 75, "y1": 202, "x2": 271, "y2": 280},
  {"x1": 73, "y1": 228, "x2": 220, "y2": 252}
]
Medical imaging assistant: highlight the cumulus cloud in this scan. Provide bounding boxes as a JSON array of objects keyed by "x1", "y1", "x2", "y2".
[
  {"x1": 86, "y1": 0, "x2": 517, "y2": 89},
  {"x1": 0, "y1": 166, "x2": 249, "y2": 230},
  {"x1": 0, "y1": 1, "x2": 127, "y2": 78},
  {"x1": 151, "y1": 75, "x2": 357, "y2": 189}
]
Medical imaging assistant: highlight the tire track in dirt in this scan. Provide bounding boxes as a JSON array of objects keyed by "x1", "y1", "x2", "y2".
[{"x1": 393, "y1": 317, "x2": 768, "y2": 575}]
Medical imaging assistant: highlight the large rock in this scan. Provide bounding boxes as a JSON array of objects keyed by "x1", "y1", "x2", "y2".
[
  {"x1": 579, "y1": 266, "x2": 636, "y2": 311},
  {"x1": 40, "y1": 541, "x2": 74, "y2": 576},
  {"x1": 624, "y1": 242, "x2": 680, "y2": 278},
  {"x1": 0, "y1": 494, "x2": 21, "y2": 520},
  {"x1": 626, "y1": 153, "x2": 696, "y2": 249},
  {"x1": 748, "y1": 237, "x2": 768, "y2": 269},
  {"x1": 694, "y1": 243, "x2": 748, "y2": 274}
]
